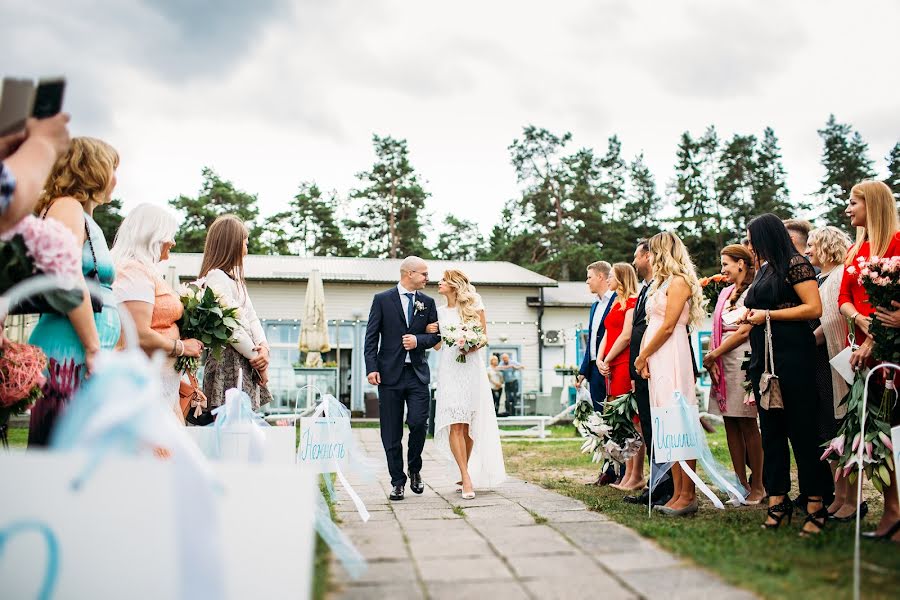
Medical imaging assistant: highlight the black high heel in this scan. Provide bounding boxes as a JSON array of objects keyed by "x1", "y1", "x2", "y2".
[
  {"x1": 762, "y1": 497, "x2": 794, "y2": 530},
  {"x1": 832, "y1": 501, "x2": 869, "y2": 523},
  {"x1": 799, "y1": 497, "x2": 827, "y2": 538},
  {"x1": 862, "y1": 520, "x2": 900, "y2": 541}
]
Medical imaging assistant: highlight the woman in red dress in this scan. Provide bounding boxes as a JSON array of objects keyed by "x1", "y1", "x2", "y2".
[
  {"x1": 597, "y1": 262, "x2": 641, "y2": 490},
  {"x1": 837, "y1": 180, "x2": 900, "y2": 541}
]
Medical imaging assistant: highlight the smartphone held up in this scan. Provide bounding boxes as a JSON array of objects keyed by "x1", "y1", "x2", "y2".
[{"x1": 0, "y1": 76, "x2": 66, "y2": 136}]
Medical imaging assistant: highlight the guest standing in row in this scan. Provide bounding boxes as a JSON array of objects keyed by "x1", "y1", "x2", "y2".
[
  {"x1": 703, "y1": 244, "x2": 765, "y2": 504},
  {"x1": 198, "y1": 215, "x2": 272, "y2": 411},
  {"x1": 744, "y1": 213, "x2": 830, "y2": 536},
  {"x1": 28, "y1": 138, "x2": 122, "y2": 446},
  {"x1": 111, "y1": 204, "x2": 204, "y2": 422},
  {"x1": 838, "y1": 180, "x2": 900, "y2": 541},
  {"x1": 634, "y1": 231, "x2": 704, "y2": 516}
]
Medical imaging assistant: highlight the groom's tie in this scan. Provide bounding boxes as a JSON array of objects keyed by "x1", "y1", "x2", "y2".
[{"x1": 404, "y1": 293, "x2": 414, "y2": 327}]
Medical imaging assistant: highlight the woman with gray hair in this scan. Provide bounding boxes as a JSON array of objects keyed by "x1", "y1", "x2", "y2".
[
  {"x1": 806, "y1": 225, "x2": 859, "y2": 520},
  {"x1": 111, "y1": 203, "x2": 203, "y2": 422}
]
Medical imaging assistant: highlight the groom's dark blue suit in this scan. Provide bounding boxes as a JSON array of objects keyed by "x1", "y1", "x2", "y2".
[{"x1": 364, "y1": 287, "x2": 441, "y2": 487}]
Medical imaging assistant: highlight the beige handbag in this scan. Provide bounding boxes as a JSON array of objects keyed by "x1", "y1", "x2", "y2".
[{"x1": 758, "y1": 311, "x2": 783, "y2": 410}]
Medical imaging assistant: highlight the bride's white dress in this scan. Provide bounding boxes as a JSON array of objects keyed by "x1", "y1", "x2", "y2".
[{"x1": 433, "y1": 298, "x2": 506, "y2": 489}]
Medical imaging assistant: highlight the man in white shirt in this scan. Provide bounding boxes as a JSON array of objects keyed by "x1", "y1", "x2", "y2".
[{"x1": 576, "y1": 261, "x2": 615, "y2": 412}]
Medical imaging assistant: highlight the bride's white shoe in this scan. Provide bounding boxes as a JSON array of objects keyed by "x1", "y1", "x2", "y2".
[{"x1": 461, "y1": 491, "x2": 476, "y2": 500}]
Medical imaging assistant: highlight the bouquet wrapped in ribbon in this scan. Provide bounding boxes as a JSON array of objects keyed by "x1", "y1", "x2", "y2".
[
  {"x1": 174, "y1": 281, "x2": 241, "y2": 374},
  {"x1": 574, "y1": 392, "x2": 642, "y2": 473},
  {"x1": 0, "y1": 215, "x2": 83, "y2": 314},
  {"x1": 441, "y1": 322, "x2": 487, "y2": 363},
  {"x1": 0, "y1": 340, "x2": 47, "y2": 447},
  {"x1": 849, "y1": 254, "x2": 900, "y2": 363}
]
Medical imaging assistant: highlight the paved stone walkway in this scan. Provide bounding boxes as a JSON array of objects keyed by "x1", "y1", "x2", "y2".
[{"x1": 330, "y1": 429, "x2": 755, "y2": 600}]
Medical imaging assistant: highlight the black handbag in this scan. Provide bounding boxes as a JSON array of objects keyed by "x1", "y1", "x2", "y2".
[{"x1": 7, "y1": 205, "x2": 104, "y2": 315}]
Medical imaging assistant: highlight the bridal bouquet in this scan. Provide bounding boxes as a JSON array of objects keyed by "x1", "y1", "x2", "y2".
[
  {"x1": 574, "y1": 392, "x2": 642, "y2": 472},
  {"x1": 849, "y1": 254, "x2": 900, "y2": 363},
  {"x1": 0, "y1": 215, "x2": 84, "y2": 313},
  {"x1": 441, "y1": 322, "x2": 487, "y2": 363},
  {"x1": 699, "y1": 273, "x2": 728, "y2": 312},
  {"x1": 0, "y1": 340, "x2": 47, "y2": 447},
  {"x1": 822, "y1": 370, "x2": 896, "y2": 492},
  {"x1": 175, "y1": 281, "x2": 242, "y2": 374}
]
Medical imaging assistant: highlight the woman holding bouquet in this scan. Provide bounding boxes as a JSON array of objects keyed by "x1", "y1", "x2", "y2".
[
  {"x1": 111, "y1": 204, "x2": 204, "y2": 422},
  {"x1": 198, "y1": 215, "x2": 271, "y2": 411},
  {"x1": 426, "y1": 269, "x2": 505, "y2": 499},
  {"x1": 27, "y1": 137, "x2": 122, "y2": 446},
  {"x1": 596, "y1": 262, "x2": 643, "y2": 491},
  {"x1": 838, "y1": 180, "x2": 900, "y2": 541}
]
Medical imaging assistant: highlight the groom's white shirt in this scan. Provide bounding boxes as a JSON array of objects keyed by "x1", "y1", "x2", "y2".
[{"x1": 397, "y1": 283, "x2": 415, "y2": 363}]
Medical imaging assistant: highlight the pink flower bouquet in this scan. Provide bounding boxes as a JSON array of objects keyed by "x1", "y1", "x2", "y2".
[{"x1": 854, "y1": 254, "x2": 900, "y2": 363}]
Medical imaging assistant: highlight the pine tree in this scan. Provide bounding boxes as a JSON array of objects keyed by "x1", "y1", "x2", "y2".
[
  {"x1": 752, "y1": 127, "x2": 792, "y2": 218},
  {"x1": 263, "y1": 182, "x2": 349, "y2": 256},
  {"x1": 885, "y1": 141, "x2": 900, "y2": 202},
  {"x1": 433, "y1": 215, "x2": 487, "y2": 261},
  {"x1": 93, "y1": 198, "x2": 125, "y2": 247},
  {"x1": 717, "y1": 133, "x2": 757, "y2": 237},
  {"x1": 348, "y1": 135, "x2": 430, "y2": 259},
  {"x1": 169, "y1": 167, "x2": 265, "y2": 253},
  {"x1": 622, "y1": 152, "x2": 661, "y2": 241},
  {"x1": 817, "y1": 114, "x2": 876, "y2": 230}
]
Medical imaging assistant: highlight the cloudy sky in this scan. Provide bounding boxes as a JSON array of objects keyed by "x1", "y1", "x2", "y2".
[{"x1": 6, "y1": 0, "x2": 899, "y2": 237}]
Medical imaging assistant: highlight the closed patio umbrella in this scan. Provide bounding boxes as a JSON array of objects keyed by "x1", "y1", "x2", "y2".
[{"x1": 299, "y1": 269, "x2": 330, "y2": 368}]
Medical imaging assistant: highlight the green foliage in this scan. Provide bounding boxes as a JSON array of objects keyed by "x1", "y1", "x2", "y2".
[
  {"x1": 93, "y1": 198, "x2": 125, "y2": 247},
  {"x1": 263, "y1": 182, "x2": 349, "y2": 256},
  {"x1": 347, "y1": 135, "x2": 431, "y2": 259},
  {"x1": 168, "y1": 167, "x2": 266, "y2": 253},
  {"x1": 816, "y1": 114, "x2": 876, "y2": 233},
  {"x1": 433, "y1": 214, "x2": 487, "y2": 260},
  {"x1": 621, "y1": 152, "x2": 662, "y2": 242},
  {"x1": 885, "y1": 141, "x2": 900, "y2": 202},
  {"x1": 174, "y1": 282, "x2": 242, "y2": 373},
  {"x1": 752, "y1": 127, "x2": 793, "y2": 218}
]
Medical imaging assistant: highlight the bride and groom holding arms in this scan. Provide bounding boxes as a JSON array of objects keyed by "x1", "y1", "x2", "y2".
[{"x1": 364, "y1": 256, "x2": 506, "y2": 501}]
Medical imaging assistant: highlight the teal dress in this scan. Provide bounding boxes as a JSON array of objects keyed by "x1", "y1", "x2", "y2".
[{"x1": 27, "y1": 212, "x2": 121, "y2": 446}]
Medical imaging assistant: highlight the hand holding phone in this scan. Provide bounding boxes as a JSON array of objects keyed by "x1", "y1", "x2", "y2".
[
  {"x1": 722, "y1": 306, "x2": 749, "y2": 326},
  {"x1": 31, "y1": 78, "x2": 66, "y2": 119}
]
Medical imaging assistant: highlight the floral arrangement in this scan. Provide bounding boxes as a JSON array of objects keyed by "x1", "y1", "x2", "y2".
[
  {"x1": 821, "y1": 371, "x2": 896, "y2": 493},
  {"x1": 574, "y1": 392, "x2": 642, "y2": 472},
  {"x1": 175, "y1": 281, "x2": 242, "y2": 374},
  {"x1": 698, "y1": 273, "x2": 729, "y2": 311},
  {"x1": 554, "y1": 364, "x2": 579, "y2": 375},
  {"x1": 441, "y1": 322, "x2": 487, "y2": 363},
  {"x1": 0, "y1": 215, "x2": 84, "y2": 313},
  {"x1": 848, "y1": 254, "x2": 900, "y2": 363},
  {"x1": 0, "y1": 340, "x2": 47, "y2": 447}
]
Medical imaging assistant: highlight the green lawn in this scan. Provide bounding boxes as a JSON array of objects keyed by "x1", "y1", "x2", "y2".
[{"x1": 503, "y1": 428, "x2": 900, "y2": 600}]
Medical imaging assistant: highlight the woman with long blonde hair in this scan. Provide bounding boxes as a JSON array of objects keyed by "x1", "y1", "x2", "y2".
[
  {"x1": 426, "y1": 269, "x2": 506, "y2": 499},
  {"x1": 837, "y1": 180, "x2": 900, "y2": 541},
  {"x1": 27, "y1": 137, "x2": 122, "y2": 446},
  {"x1": 633, "y1": 231, "x2": 704, "y2": 516},
  {"x1": 197, "y1": 215, "x2": 271, "y2": 414}
]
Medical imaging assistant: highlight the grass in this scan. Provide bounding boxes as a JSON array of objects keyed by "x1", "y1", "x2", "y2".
[
  {"x1": 526, "y1": 508, "x2": 548, "y2": 525},
  {"x1": 350, "y1": 421, "x2": 381, "y2": 429},
  {"x1": 452, "y1": 505, "x2": 466, "y2": 517},
  {"x1": 499, "y1": 424, "x2": 580, "y2": 439},
  {"x1": 503, "y1": 428, "x2": 900, "y2": 600}
]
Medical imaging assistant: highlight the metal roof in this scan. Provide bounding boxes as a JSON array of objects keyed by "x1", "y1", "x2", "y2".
[
  {"x1": 541, "y1": 281, "x2": 596, "y2": 307},
  {"x1": 162, "y1": 254, "x2": 558, "y2": 288}
]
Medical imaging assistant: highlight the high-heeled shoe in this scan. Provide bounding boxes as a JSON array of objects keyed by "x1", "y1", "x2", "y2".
[
  {"x1": 832, "y1": 501, "x2": 869, "y2": 523},
  {"x1": 461, "y1": 490, "x2": 476, "y2": 500},
  {"x1": 862, "y1": 520, "x2": 900, "y2": 541},
  {"x1": 799, "y1": 506, "x2": 828, "y2": 538},
  {"x1": 762, "y1": 497, "x2": 794, "y2": 529}
]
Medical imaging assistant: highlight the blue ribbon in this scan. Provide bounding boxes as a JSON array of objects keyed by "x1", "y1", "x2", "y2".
[{"x1": 0, "y1": 520, "x2": 59, "y2": 600}]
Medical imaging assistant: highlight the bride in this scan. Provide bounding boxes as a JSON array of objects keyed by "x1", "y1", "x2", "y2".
[{"x1": 425, "y1": 269, "x2": 506, "y2": 499}]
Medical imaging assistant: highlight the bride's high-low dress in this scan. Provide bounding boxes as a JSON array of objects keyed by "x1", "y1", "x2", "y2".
[{"x1": 434, "y1": 298, "x2": 506, "y2": 488}]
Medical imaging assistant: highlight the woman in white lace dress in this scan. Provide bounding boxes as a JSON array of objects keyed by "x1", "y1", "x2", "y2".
[{"x1": 426, "y1": 269, "x2": 506, "y2": 499}]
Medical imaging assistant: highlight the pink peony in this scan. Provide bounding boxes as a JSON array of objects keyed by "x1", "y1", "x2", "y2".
[
  {"x1": 0, "y1": 215, "x2": 81, "y2": 283},
  {"x1": 847, "y1": 266, "x2": 857, "y2": 275}
]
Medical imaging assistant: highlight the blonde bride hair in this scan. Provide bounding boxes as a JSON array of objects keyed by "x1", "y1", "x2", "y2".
[
  {"x1": 443, "y1": 269, "x2": 481, "y2": 323},
  {"x1": 647, "y1": 231, "x2": 706, "y2": 327}
]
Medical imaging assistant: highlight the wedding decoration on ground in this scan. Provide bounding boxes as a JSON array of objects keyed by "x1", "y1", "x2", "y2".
[
  {"x1": 175, "y1": 280, "x2": 241, "y2": 374},
  {"x1": 851, "y1": 254, "x2": 900, "y2": 363},
  {"x1": 0, "y1": 340, "x2": 46, "y2": 448},
  {"x1": 0, "y1": 214, "x2": 83, "y2": 314},
  {"x1": 574, "y1": 391, "x2": 642, "y2": 472},
  {"x1": 441, "y1": 322, "x2": 487, "y2": 363}
]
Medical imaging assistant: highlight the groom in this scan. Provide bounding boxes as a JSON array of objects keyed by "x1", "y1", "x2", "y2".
[{"x1": 364, "y1": 256, "x2": 442, "y2": 501}]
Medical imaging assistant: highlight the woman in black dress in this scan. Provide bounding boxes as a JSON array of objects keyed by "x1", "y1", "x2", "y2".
[{"x1": 744, "y1": 214, "x2": 832, "y2": 537}]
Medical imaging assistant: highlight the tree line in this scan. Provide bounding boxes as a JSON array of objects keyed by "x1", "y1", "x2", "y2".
[{"x1": 94, "y1": 115, "x2": 900, "y2": 278}]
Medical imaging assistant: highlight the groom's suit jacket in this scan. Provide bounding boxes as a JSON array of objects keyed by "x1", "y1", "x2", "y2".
[{"x1": 364, "y1": 288, "x2": 442, "y2": 386}]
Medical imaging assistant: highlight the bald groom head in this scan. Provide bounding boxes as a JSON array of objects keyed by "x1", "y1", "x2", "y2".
[{"x1": 400, "y1": 256, "x2": 429, "y2": 290}]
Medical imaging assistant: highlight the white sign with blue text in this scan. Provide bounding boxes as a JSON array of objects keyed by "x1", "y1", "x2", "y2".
[
  {"x1": 298, "y1": 417, "x2": 351, "y2": 473},
  {"x1": 651, "y1": 405, "x2": 701, "y2": 463}
]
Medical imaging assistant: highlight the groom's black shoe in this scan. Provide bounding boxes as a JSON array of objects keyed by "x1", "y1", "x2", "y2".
[
  {"x1": 410, "y1": 473, "x2": 424, "y2": 494},
  {"x1": 390, "y1": 485, "x2": 405, "y2": 501},
  {"x1": 624, "y1": 488, "x2": 672, "y2": 506}
]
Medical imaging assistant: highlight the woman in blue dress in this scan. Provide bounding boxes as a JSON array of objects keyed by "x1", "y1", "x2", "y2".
[{"x1": 27, "y1": 137, "x2": 121, "y2": 446}]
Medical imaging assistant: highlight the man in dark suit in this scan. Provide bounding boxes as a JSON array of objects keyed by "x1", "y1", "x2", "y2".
[
  {"x1": 624, "y1": 240, "x2": 674, "y2": 506},
  {"x1": 364, "y1": 256, "x2": 442, "y2": 501},
  {"x1": 575, "y1": 260, "x2": 618, "y2": 485}
]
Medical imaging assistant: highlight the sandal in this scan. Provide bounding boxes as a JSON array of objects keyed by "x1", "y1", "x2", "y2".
[
  {"x1": 799, "y1": 498, "x2": 827, "y2": 538},
  {"x1": 762, "y1": 497, "x2": 793, "y2": 530}
]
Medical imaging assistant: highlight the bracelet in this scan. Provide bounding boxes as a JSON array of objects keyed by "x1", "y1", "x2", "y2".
[
  {"x1": 177, "y1": 340, "x2": 185, "y2": 357},
  {"x1": 171, "y1": 339, "x2": 178, "y2": 357},
  {"x1": 851, "y1": 313, "x2": 860, "y2": 325}
]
